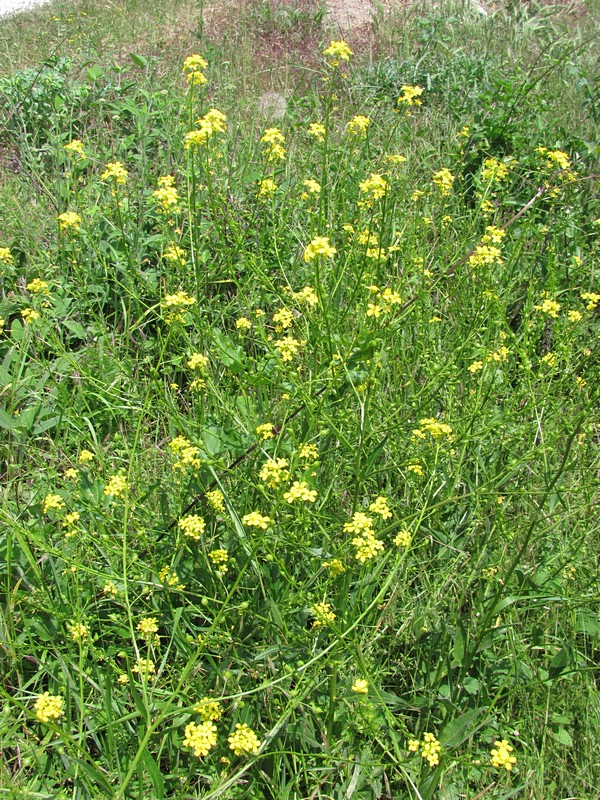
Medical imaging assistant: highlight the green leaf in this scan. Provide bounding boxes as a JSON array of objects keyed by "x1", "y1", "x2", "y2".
[
  {"x1": 140, "y1": 748, "x2": 164, "y2": 799},
  {"x1": 130, "y1": 53, "x2": 149, "y2": 69},
  {"x1": 212, "y1": 327, "x2": 246, "y2": 372},
  {"x1": 551, "y1": 727, "x2": 573, "y2": 747},
  {"x1": 440, "y1": 708, "x2": 487, "y2": 749}
]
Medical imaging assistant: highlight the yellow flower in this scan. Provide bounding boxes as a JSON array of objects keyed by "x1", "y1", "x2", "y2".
[
  {"x1": 34, "y1": 692, "x2": 64, "y2": 723},
  {"x1": 432, "y1": 168, "x2": 454, "y2": 196},
  {"x1": 169, "y1": 436, "x2": 202, "y2": 470},
  {"x1": 179, "y1": 514, "x2": 206, "y2": 540},
  {"x1": 304, "y1": 236, "x2": 336, "y2": 262},
  {"x1": 132, "y1": 658, "x2": 156, "y2": 677},
  {"x1": 397, "y1": 84, "x2": 424, "y2": 106},
  {"x1": 104, "y1": 474, "x2": 129, "y2": 498},
  {"x1": 307, "y1": 122, "x2": 326, "y2": 141},
  {"x1": 0, "y1": 247, "x2": 14, "y2": 264},
  {"x1": 323, "y1": 39, "x2": 352, "y2": 66},
  {"x1": 343, "y1": 512, "x2": 374, "y2": 535},
  {"x1": 21, "y1": 308, "x2": 40, "y2": 324},
  {"x1": 184, "y1": 109, "x2": 227, "y2": 149},
  {"x1": 57, "y1": 211, "x2": 81, "y2": 231},
  {"x1": 206, "y1": 489, "x2": 225, "y2": 512},
  {"x1": 482, "y1": 158, "x2": 509, "y2": 183},
  {"x1": 183, "y1": 54, "x2": 208, "y2": 73},
  {"x1": 490, "y1": 739, "x2": 517, "y2": 771},
  {"x1": 152, "y1": 175, "x2": 180, "y2": 213},
  {"x1": 64, "y1": 467, "x2": 78, "y2": 480},
  {"x1": 416, "y1": 418, "x2": 453, "y2": 439},
  {"x1": 137, "y1": 617, "x2": 159, "y2": 640},
  {"x1": 209, "y1": 549, "x2": 229, "y2": 574},
  {"x1": 293, "y1": 286, "x2": 318, "y2": 306},
  {"x1": 534, "y1": 295, "x2": 561, "y2": 318},
  {"x1": 236, "y1": 316, "x2": 253, "y2": 330},
  {"x1": 468, "y1": 360, "x2": 484, "y2": 373},
  {"x1": 26, "y1": 278, "x2": 50, "y2": 295},
  {"x1": 351, "y1": 679, "x2": 369, "y2": 694},
  {"x1": 256, "y1": 423, "x2": 275, "y2": 441},
  {"x1": 273, "y1": 308, "x2": 294, "y2": 331},
  {"x1": 242, "y1": 511, "x2": 271, "y2": 529},
  {"x1": 347, "y1": 115, "x2": 370, "y2": 137},
  {"x1": 187, "y1": 353, "x2": 209, "y2": 371},
  {"x1": 78, "y1": 449, "x2": 94, "y2": 465},
  {"x1": 393, "y1": 530, "x2": 412, "y2": 548},
  {"x1": 258, "y1": 178, "x2": 278, "y2": 199},
  {"x1": 64, "y1": 139, "x2": 86, "y2": 159},
  {"x1": 299, "y1": 443, "x2": 319, "y2": 461},
  {"x1": 369, "y1": 496, "x2": 392, "y2": 520},
  {"x1": 194, "y1": 697, "x2": 223, "y2": 721},
  {"x1": 359, "y1": 173, "x2": 389, "y2": 206},
  {"x1": 259, "y1": 457, "x2": 290, "y2": 488},
  {"x1": 103, "y1": 581, "x2": 118, "y2": 596},
  {"x1": 351, "y1": 532, "x2": 384, "y2": 563},
  {"x1": 261, "y1": 127, "x2": 286, "y2": 161},
  {"x1": 164, "y1": 245, "x2": 186, "y2": 265},
  {"x1": 581, "y1": 291, "x2": 600, "y2": 311},
  {"x1": 323, "y1": 558, "x2": 345, "y2": 576},
  {"x1": 421, "y1": 732, "x2": 441, "y2": 767},
  {"x1": 68, "y1": 622, "x2": 88, "y2": 642},
  {"x1": 228, "y1": 723, "x2": 261, "y2": 756},
  {"x1": 283, "y1": 480, "x2": 318, "y2": 504},
  {"x1": 302, "y1": 178, "x2": 321, "y2": 196},
  {"x1": 101, "y1": 161, "x2": 128, "y2": 184},
  {"x1": 183, "y1": 720, "x2": 218, "y2": 758},
  {"x1": 274, "y1": 335, "x2": 301, "y2": 362},
  {"x1": 42, "y1": 493, "x2": 64, "y2": 514},
  {"x1": 311, "y1": 601, "x2": 336, "y2": 627}
]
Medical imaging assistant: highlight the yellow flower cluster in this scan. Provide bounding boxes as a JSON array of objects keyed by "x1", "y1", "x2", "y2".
[
  {"x1": 535, "y1": 294, "x2": 561, "y2": 318},
  {"x1": 311, "y1": 601, "x2": 336, "y2": 627},
  {"x1": 351, "y1": 678, "x2": 369, "y2": 693},
  {"x1": 34, "y1": 692, "x2": 64, "y2": 723},
  {"x1": 133, "y1": 658, "x2": 156, "y2": 677},
  {"x1": 101, "y1": 161, "x2": 128, "y2": 184},
  {"x1": 293, "y1": 286, "x2": 319, "y2": 306},
  {"x1": 206, "y1": 489, "x2": 225, "y2": 512},
  {"x1": 490, "y1": 739, "x2": 517, "y2": 771},
  {"x1": 152, "y1": 175, "x2": 180, "y2": 213},
  {"x1": 323, "y1": 39, "x2": 352, "y2": 66},
  {"x1": 169, "y1": 436, "x2": 202, "y2": 470},
  {"x1": 259, "y1": 457, "x2": 290, "y2": 488},
  {"x1": 302, "y1": 178, "x2": 321, "y2": 198},
  {"x1": 179, "y1": 514, "x2": 206, "y2": 540},
  {"x1": 487, "y1": 345, "x2": 510, "y2": 364},
  {"x1": 359, "y1": 173, "x2": 389, "y2": 207},
  {"x1": 307, "y1": 122, "x2": 326, "y2": 141},
  {"x1": 104, "y1": 474, "x2": 129, "y2": 498},
  {"x1": 184, "y1": 109, "x2": 227, "y2": 149},
  {"x1": 468, "y1": 244, "x2": 503, "y2": 268},
  {"x1": 258, "y1": 178, "x2": 278, "y2": 199},
  {"x1": 482, "y1": 158, "x2": 509, "y2": 183},
  {"x1": 274, "y1": 335, "x2": 302, "y2": 362},
  {"x1": 369, "y1": 496, "x2": 392, "y2": 520},
  {"x1": 0, "y1": 247, "x2": 14, "y2": 264},
  {"x1": 413, "y1": 418, "x2": 453, "y2": 440},
  {"x1": 304, "y1": 236, "x2": 336, "y2": 262},
  {"x1": 164, "y1": 245, "x2": 186, "y2": 265},
  {"x1": 343, "y1": 512, "x2": 384, "y2": 562},
  {"x1": 27, "y1": 278, "x2": 49, "y2": 294},
  {"x1": 188, "y1": 353, "x2": 209, "y2": 371},
  {"x1": 163, "y1": 291, "x2": 196, "y2": 323},
  {"x1": 228, "y1": 723, "x2": 261, "y2": 756},
  {"x1": 242, "y1": 511, "x2": 271, "y2": 529},
  {"x1": 394, "y1": 529, "x2": 412, "y2": 548},
  {"x1": 42, "y1": 493, "x2": 64, "y2": 514},
  {"x1": 261, "y1": 127, "x2": 286, "y2": 161},
  {"x1": 283, "y1": 480, "x2": 318, "y2": 504},
  {"x1": 69, "y1": 622, "x2": 88, "y2": 642},
  {"x1": 194, "y1": 697, "x2": 223, "y2": 721},
  {"x1": 183, "y1": 720, "x2": 218, "y2": 757},
  {"x1": 209, "y1": 548, "x2": 229, "y2": 575},
  {"x1": 581, "y1": 291, "x2": 600, "y2": 311},
  {"x1": 273, "y1": 308, "x2": 294, "y2": 331},
  {"x1": 137, "y1": 617, "x2": 159, "y2": 641},
  {"x1": 78, "y1": 449, "x2": 94, "y2": 465},
  {"x1": 158, "y1": 567, "x2": 184, "y2": 589},
  {"x1": 397, "y1": 84, "x2": 424, "y2": 106},
  {"x1": 432, "y1": 168, "x2": 454, "y2": 196},
  {"x1": 347, "y1": 115, "x2": 370, "y2": 137},
  {"x1": 183, "y1": 53, "x2": 208, "y2": 85},
  {"x1": 323, "y1": 558, "x2": 345, "y2": 576},
  {"x1": 299, "y1": 443, "x2": 319, "y2": 461},
  {"x1": 256, "y1": 423, "x2": 275, "y2": 440},
  {"x1": 21, "y1": 308, "x2": 41, "y2": 323},
  {"x1": 58, "y1": 211, "x2": 81, "y2": 231},
  {"x1": 64, "y1": 139, "x2": 86, "y2": 159},
  {"x1": 410, "y1": 732, "x2": 441, "y2": 767},
  {"x1": 62, "y1": 511, "x2": 80, "y2": 538}
]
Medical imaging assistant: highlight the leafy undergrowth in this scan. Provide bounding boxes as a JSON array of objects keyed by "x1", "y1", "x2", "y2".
[{"x1": 0, "y1": 4, "x2": 599, "y2": 799}]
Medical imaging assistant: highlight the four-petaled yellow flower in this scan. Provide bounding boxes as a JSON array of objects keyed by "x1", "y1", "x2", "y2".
[{"x1": 304, "y1": 236, "x2": 336, "y2": 262}]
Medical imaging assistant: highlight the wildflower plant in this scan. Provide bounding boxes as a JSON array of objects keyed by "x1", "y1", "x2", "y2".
[{"x1": 1, "y1": 16, "x2": 599, "y2": 800}]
